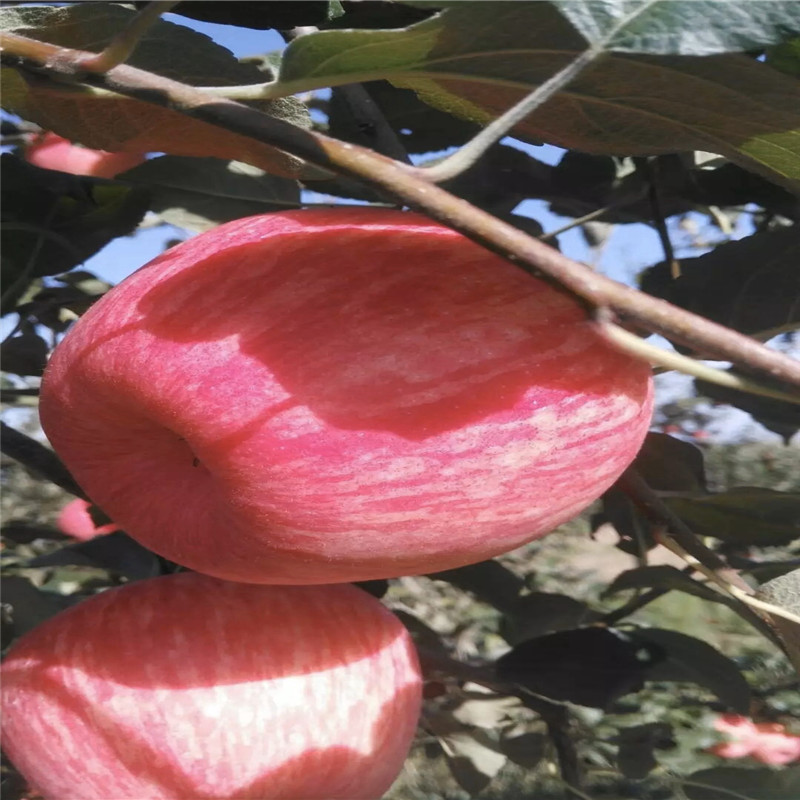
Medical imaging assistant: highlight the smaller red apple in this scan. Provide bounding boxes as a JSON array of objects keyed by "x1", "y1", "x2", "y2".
[
  {"x1": 24, "y1": 132, "x2": 145, "y2": 179},
  {"x1": 709, "y1": 714, "x2": 800, "y2": 766},
  {"x1": 56, "y1": 497, "x2": 119, "y2": 541},
  {"x1": 1, "y1": 574, "x2": 422, "y2": 799}
]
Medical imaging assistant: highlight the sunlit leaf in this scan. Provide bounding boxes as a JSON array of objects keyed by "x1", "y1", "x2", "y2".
[
  {"x1": 277, "y1": 3, "x2": 800, "y2": 188},
  {"x1": 555, "y1": 1, "x2": 800, "y2": 55}
]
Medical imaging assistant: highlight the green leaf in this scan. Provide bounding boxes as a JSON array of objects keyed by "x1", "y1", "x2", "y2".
[
  {"x1": 121, "y1": 157, "x2": 301, "y2": 233},
  {"x1": 0, "y1": 4, "x2": 310, "y2": 178},
  {"x1": 276, "y1": 2, "x2": 800, "y2": 189},
  {"x1": 641, "y1": 227, "x2": 800, "y2": 339},
  {"x1": 633, "y1": 628, "x2": 751, "y2": 713},
  {"x1": 684, "y1": 766, "x2": 800, "y2": 800},
  {"x1": 555, "y1": 1, "x2": 800, "y2": 55},
  {"x1": 666, "y1": 489, "x2": 800, "y2": 547},
  {"x1": 769, "y1": 36, "x2": 800, "y2": 77}
]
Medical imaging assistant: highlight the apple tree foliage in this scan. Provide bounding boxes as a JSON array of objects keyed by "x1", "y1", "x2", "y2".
[{"x1": 1, "y1": 2, "x2": 800, "y2": 798}]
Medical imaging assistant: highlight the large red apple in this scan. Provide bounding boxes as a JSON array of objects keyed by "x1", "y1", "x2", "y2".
[
  {"x1": 56, "y1": 497, "x2": 119, "y2": 541},
  {"x1": 24, "y1": 132, "x2": 145, "y2": 178},
  {"x1": 1, "y1": 574, "x2": 422, "y2": 799},
  {"x1": 39, "y1": 209, "x2": 653, "y2": 583}
]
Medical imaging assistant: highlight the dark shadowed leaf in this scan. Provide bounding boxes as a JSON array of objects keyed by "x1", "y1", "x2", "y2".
[
  {"x1": 555, "y1": 1, "x2": 800, "y2": 55},
  {"x1": 353, "y1": 579, "x2": 389, "y2": 599},
  {"x1": 323, "y1": 1, "x2": 435, "y2": 31},
  {"x1": 633, "y1": 628, "x2": 751, "y2": 713},
  {"x1": 594, "y1": 489, "x2": 657, "y2": 556},
  {"x1": 2, "y1": 576, "x2": 70, "y2": 640},
  {"x1": 277, "y1": 3, "x2": 800, "y2": 188},
  {"x1": 615, "y1": 722, "x2": 675, "y2": 779},
  {"x1": 501, "y1": 592, "x2": 596, "y2": 645},
  {"x1": 500, "y1": 731, "x2": 547, "y2": 769},
  {"x1": 603, "y1": 566, "x2": 738, "y2": 610},
  {"x1": 429, "y1": 560, "x2": 524, "y2": 613},
  {"x1": 21, "y1": 271, "x2": 113, "y2": 331},
  {"x1": 640, "y1": 227, "x2": 800, "y2": 338},
  {"x1": 666, "y1": 488, "x2": 800, "y2": 547},
  {"x1": 745, "y1": 559, "x2": 800, "y2": 584},
  {"x1": 634, "y1": 432, "x2": 707, "y2": 492},
  {"x1": 0, "y1": 324, "x2": 48, "y2": 376},
  {"x1": 393, "y1": 609, "x2": 449, "y2": 657},
  {"x1": 327, "y1": 81, "x2": 482, "y2": 154},
  {"x1": 495, "y1": 627, "x2": 665, "y2": 709},
  {"x1": 0, "y1": 4, "x2": 310, "y2": 177},
  {"x1": 1, "y1": 522, "x2": 64, "y2": 545},
  {"x1": 1, "y1": 155, "x2": 150, "y2": 305},
  {"x1": 27, "y1": 531, "x2": 162, "y2": 581},
  {"x1": 166, "y1": 1, "x2": 342, "y2": 29},
  {"x1": 684, "y1": 766, "x2": 800, "y2": 800},
  {"x1": 121, "y1": 156, "x2": 300, "y2": 233},
  {"x1": 694, "y1": 379, "x2": 800, "y2": 443}
]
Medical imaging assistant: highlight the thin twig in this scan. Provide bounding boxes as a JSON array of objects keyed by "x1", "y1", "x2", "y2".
[
  {"x1": 599, "y1": 322, "x2": 800, "y2": 404},
  {"x1": 601, "y1": 586, "x2": 671, "y2": 627},
  {"x1": 617, "y1": 470, "x2": 753, "y2": 595},
  {"x1": 641, "y1": 157, "x2": 680, "y2": 278},
  {"x1": 73, "y1": 1, "x2": 180, "y2": 73},
  {"x1": 424, "y1": 48, "x2": 604, "y2": 183},
  {"x1": 617, "y1": 470, "x2": 788, "y2": 648},
  {"x1": 656, "y1": 534, "x2": 800, "y2": 627},
  {"x1": 539, "y1": 204, "x2": 621, "y2": 243},
  {"x1": 2, "y1": 32, "x2": 800, "y2": 391}
]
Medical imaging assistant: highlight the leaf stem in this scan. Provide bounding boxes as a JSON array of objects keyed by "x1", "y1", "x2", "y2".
[
  {"x1": 72, "y1": 1, "x2": 180, "y2": 73},
  {"x1": 423, "y1": 47, "x2": 604, "y2": 183},
  {"x1": 598, "y1": 321, "x2": 800, "y2": 404}
]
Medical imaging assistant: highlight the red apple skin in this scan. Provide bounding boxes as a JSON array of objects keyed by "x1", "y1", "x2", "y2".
[
  {"x1": 39, "y1": 208, "x2": 654, "y2": 584},
  {"x1": 56, "y1": 497, "x2": 119, "y2": 541},
  {"x1": 25, "y1": 132, "x2": 145, "y2": 179},
  {"x1": 1, "y1": 574, "x2": 422, "y2": 800}
]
